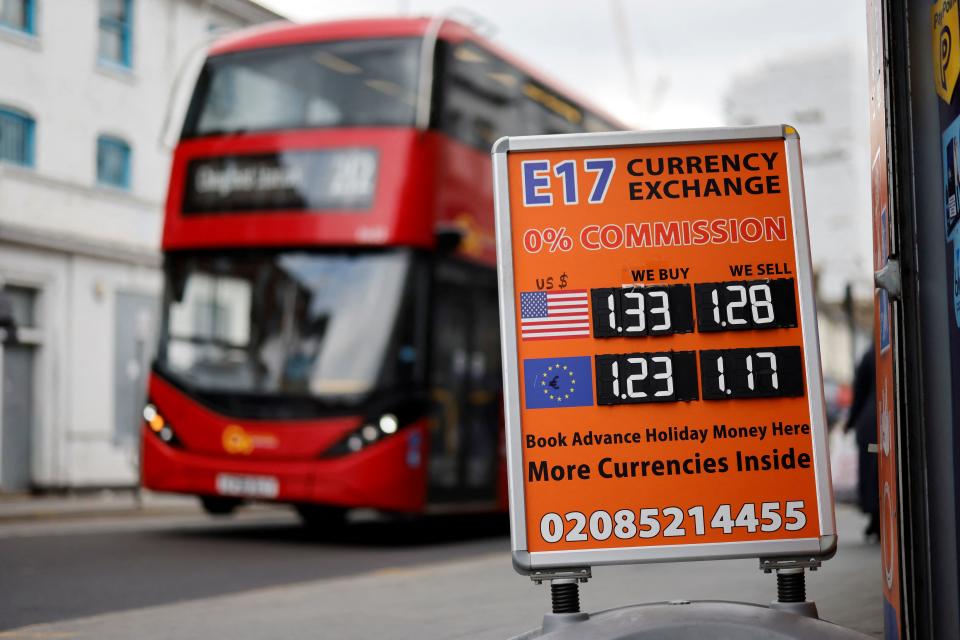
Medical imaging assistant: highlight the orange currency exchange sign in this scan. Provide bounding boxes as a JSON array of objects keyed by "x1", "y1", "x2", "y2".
[{"x1": 492, "y1": 126, "x2": 836, "y2": 571}]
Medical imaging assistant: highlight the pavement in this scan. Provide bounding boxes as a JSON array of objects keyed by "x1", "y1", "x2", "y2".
[
  {"x1": 0, "y1": 489, "x2": 197, "y2": 521},
  {"x1": 0, "y1": 493, "x2": 882, "y2": 639}
]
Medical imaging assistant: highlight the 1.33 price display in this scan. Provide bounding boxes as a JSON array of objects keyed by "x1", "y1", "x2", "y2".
[{"x1": 591, "y1": 284, "x2": 694, "y2": 337}]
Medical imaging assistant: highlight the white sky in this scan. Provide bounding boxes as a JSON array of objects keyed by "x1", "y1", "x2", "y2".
[
  {"x1": 250, "y1": 0, "x2": 874, "y2": 302},
  {"x1": 253, "y1": 0, "x2": 868, "y2": 129}
]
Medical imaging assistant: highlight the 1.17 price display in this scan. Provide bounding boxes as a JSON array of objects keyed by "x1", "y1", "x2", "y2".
[{"x1": 699, "y1": 346, "x2": 804, "y2": 400}]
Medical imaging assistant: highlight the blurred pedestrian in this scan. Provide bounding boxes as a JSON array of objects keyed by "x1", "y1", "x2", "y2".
[{"x1": 846, "y1": 345, "x2": 879, "y2": 540}]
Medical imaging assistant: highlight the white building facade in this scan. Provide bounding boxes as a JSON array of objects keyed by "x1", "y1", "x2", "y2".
[
  {"x1": 724, "y1": 45, "x2": 872, "y2": 304},
  {"x1": 0, "y1": 0, "x2": 282, "y2": 491},
  {"x1": 724, "y1": 45, "x2": 873, "y2": 384}
]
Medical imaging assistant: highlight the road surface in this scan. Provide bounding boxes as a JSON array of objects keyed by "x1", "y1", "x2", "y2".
[{"x1": 0, "y1": 503, "x2": 881, "y2": 638}]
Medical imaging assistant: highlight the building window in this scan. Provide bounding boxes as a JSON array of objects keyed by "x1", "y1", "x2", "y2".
[
  {"x1": 0, "y1": 0, "x2": 35, "y2": 34},
  {"x1": 96, "y1": 135, "x2": 131, "y2": 189},
  {"x1": 0, "y1": 107, "x2": 35, "y2": 167},
  {"x1": 98, "y1": 0, "x2": 132, "y2": 68}
]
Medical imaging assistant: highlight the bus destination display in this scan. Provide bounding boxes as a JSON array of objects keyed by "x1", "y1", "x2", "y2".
[{"x1": 493, "y1": 126, "x2": 836, "y2": 570}]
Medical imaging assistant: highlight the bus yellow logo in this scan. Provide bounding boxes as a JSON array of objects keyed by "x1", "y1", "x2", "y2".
[
  {"x1": 221, "y1": 426, "x2": 279, "y2": 455},
  {"x1": 223, "y1": 425, "x2": 278, "y2": 455},
  {"x1": 223, "y1": 425, "x2": 254, "y2": 455}
]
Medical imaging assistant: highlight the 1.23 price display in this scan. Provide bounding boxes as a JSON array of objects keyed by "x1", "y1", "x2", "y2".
[
  {"x1": 595, "y1": 351, "x2": 699, "y2": 405},
  {"x1": 538, "y1": 500, "x2": 808, "y2": 544}
]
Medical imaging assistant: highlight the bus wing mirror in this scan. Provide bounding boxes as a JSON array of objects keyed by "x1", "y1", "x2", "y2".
[
  {"x1": 158, "y1": 37, "x2": 217, "y2": 151},
  {"x1": 435, "y1": 228, "x2": 464, "y2": 253},
  {"x1": 0, "y1": 291, "x2": 18, "y2": 344}
]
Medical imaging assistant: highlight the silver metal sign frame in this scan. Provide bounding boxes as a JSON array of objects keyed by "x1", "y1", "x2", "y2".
[{"x1": 491, "y1": 125, "x2": 837, "y2": 572}]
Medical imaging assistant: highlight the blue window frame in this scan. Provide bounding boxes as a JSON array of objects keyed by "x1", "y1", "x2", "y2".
[
  {"x1": 0, "y1": 107, "x2": 35, "y2": 167},
  {"x1": 98, "y1": 0, "x2": 132, "y2": 68},
  {"x1": 0, "y1": 0, "x2": 35, "y2": 35},
  {"x1": 96, "y1": 135, "x2": 131, "y2": 189}
]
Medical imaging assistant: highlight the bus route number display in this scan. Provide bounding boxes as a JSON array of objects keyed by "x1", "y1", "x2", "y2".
[{"x1": 492, "y1": 126, "x2": 836, "y2": 571}]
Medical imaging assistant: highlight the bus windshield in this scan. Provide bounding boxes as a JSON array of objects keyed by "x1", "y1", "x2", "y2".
[
  {"x1": 157, "y1": 250, "x2": 412, "y2": 410},
  {"x1": 182, "y1": 37, "x2": 421, "y2": 137}
]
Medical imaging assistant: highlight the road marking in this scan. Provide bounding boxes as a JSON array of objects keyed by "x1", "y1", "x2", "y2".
[
  {"x1": 0, "y1": 631, "x2": 79, "y2": 638},
  {"x1": 0, "y1": 510, "x2": 296, "y2": 539},
  {"x1": 370, "y1": 552, "x2": 503, "y2": 579}
]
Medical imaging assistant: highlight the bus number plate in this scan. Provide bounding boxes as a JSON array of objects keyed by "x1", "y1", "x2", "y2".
[{"x1": 215, "y1": 473, "x2": 279, "y2": 499}]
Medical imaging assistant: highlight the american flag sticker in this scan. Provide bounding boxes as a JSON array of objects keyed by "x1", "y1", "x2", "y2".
[{"x1": 519, "y1": 290, "x2": 591, "y2": 340}]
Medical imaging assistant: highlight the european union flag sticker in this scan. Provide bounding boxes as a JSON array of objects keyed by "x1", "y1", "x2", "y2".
[{"x1": 523, "y1": 356, "x2": 594, "y2": 409}]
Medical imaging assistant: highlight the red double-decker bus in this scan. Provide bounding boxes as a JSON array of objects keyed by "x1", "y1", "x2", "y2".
[{"x1": 141, "y1": 17, "x2": 621, "y2": 524}]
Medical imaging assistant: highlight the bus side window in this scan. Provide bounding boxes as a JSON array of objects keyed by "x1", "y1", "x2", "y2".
[
  {"x1": 519, "y1": 80, "x2": 585, "y2": 135},
  {"x1": 584, "y1": 111, "x2": 618, "y2": 133},
  {"x1": 428, "y1": 260, "x2": 473, "y2": 495},
  {"x1": 436, "y1": 40, "x2": 609, "y2": 144},
  {"x1": 464, "y1": 283, "x2": 501, "y2": 490},
  {"x1": 427, "y1": 260, "x2": 501, "y2": 500},
  {"x1": 437, "y1": 41, "x2": 524, "y2": 149}
]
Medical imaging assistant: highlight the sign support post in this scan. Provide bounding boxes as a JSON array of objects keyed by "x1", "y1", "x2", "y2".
[
  {"x1": 528, "y1": 567, "x2": 590, "y2": 616},
  {"x1": 761, "y1": 556, "x2": 822, "y2": 618}
]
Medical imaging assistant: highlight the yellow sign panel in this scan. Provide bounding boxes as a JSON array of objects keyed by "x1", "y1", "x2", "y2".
[{"x1": 933, "y1": 0, "x2": 960, "y2": 103}]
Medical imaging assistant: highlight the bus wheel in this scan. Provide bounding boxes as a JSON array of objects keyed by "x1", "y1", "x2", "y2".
[
  {"x1": 295, "y1": 504, "x2": 347, "y2": 530},
  {"x1": 200, "y1": 496, "x2": 241, "y2": 516}
]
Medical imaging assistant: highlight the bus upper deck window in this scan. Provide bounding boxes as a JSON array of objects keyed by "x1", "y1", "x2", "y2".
[{"x1": 182, "y1": 38, "x2": 422, "y2": 138}]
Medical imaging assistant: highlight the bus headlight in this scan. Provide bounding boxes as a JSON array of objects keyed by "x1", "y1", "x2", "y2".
[
  {"x1": 379, "y1": 413, "x2": 398, "y2": 434},
  {"x1": 347, "y1": 435, "x2": 364, "y2": 452},
  {"x1": 324, "y1": 413, "x2": 402, "y2": 457},
  {"x1": 144, "y1": 404, "x2": 164, "y2": 432},
  {"x1": 144, "y1": 403, "x2": 180, "y2": 447}
]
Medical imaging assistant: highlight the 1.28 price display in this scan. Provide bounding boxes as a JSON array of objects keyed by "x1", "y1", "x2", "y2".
[{"x1": 694, "y1": 278, "x2": 797, "y2": 332}]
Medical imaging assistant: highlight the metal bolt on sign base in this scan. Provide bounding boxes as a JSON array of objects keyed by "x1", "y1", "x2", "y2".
[
  {"x1": 528, "y1": 569, "x2": 591, "y2": 632},
  {"x1": 763, "y1": 557, "x2": 821, "y2": 619},
  {"x1": 777, "y1": 568, "x2": 807, "y2": 602},
  {"x1": 549, "y1": 580, "x2": 581, "y2": 614}
]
